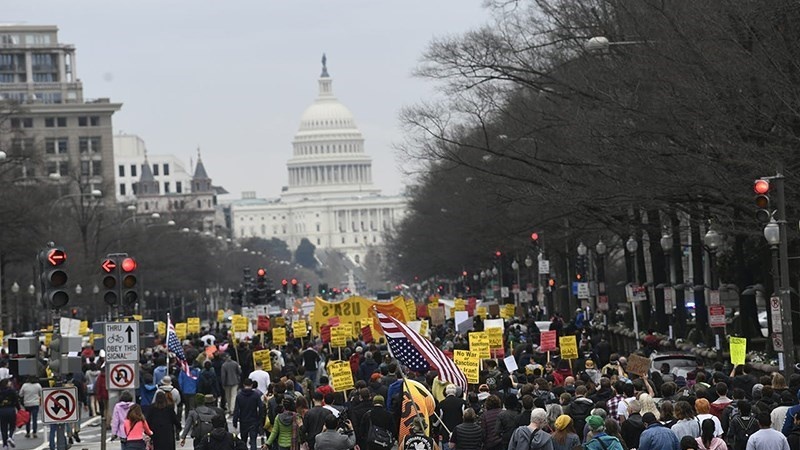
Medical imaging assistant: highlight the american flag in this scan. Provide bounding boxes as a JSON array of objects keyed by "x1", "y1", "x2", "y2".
[
  {"x1": 167, "y1": 315, "x2": 194, "y2": 378},
  {"x1": 376, "y1": 311, "x2": 467, "y2": 391}
]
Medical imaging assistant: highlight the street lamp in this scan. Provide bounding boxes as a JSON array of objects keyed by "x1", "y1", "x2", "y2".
[
  {"x1": 10, "y1": 282, "x2": 19, "y2": 294},
  {"x1": 626, "y1": 236, "x2": 638, "y2": 253},
  {"x1": 585, "y1": 36, "x2": 649, "y2": 52},
  {"x1": 511, "y1": 259, "x2": 521, "y2": 308},
  {"x1": 577, "y1": 242, "x2": 587, "y2": 256},
  {"x1": 625, "y1": 235, "x2": 641, "y2": 349},
  {"x1": 764, "y1": 219, "x2": 780, "y2": 246},
  {"x1": 594, "y1": 240, "x2": 607, "y2": 325}
]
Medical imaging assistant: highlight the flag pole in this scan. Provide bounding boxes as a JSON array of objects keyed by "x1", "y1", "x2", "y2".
[{"x1": 166, "y1": 313, "x2": 171, "y2": 369}]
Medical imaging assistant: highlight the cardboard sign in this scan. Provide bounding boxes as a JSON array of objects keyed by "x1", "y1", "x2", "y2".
[
  {"x1": 454, "y1": 350, "x2": 480, "y2": 384},
  {"x1": 626, "y1": 354, "x2": 651, "y2": 376},
  {"x1": 476, "y1": 306, "x2": 487, "y2": 318},
  {"x1": 329, "y1": 361, "x2": 354, "y2": 392},
  {"x1": 362, "y1": 325, "x2": 373, "y2": 343},
  {"x1": 539, "y1": 330, "x2": 557, "y2": 352},
  {"x1": 429, "y1": 307, "x2": 445, "y2": 326},
  {"x1": 331, "y1": 325, "x2": 348, "y2": 347},
  {"x1": 730, "y1": 337, "x2": 747, "y2": 366},
  {"x1": 293, "y1": 320, "x2": 307, "y2": 337},
  {"x1": 419, "y1": 320, "x2": 428, "y2": 337},
  {"x1": 469, "y1": 332, "x2": 490, "y2": 359},
  {"x1": 416, "y1": 304, "x2": 428, "y2": 318},
  {"x1": 187, "y1": 317, "x2": 201, "y2": 334},
  {"x1": 272, "y1": 327, "x2": 287, "y2": 346},
  {"x1": 257, "y1": 316, "x2": 271, "y2": 332},
  {"x1": 252, "y1": 349, "x2": 272, "y2": 372},
  {"x1": 559, "y1": 335, "x2": 578, "y2": 360},
  {"x1": 320, "y1": 324, "x2": 331, "y2": 344},
  {"x1": 274, "y1": 317, "x2": 286, "y2": 327}
]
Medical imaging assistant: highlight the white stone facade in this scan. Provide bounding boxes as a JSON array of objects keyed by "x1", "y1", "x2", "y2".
[{"x1": 112, "y1": 134, "x2": 193, "y2": 203}]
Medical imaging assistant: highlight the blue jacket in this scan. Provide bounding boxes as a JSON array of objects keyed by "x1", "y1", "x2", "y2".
[
  {"x1": 233, "y1": 388, "x2": 265, "y2": 427},
  {"x1": 140, "y1": 383, "x2": 157, "y2": 406},
  {"x1": 783, "y1": 404, "x2": 800, "y2": 435},
  {"x1": 179, "y1": 368, "x2": 200, "y2": 395},
  {"x1": 584, "y1": 433, "x2": 625, "y2": 450},
  {"x1": 638, "y1": 424, "x2": 680, "y2": 450},
  {"x1": 153, "y1": 365, "x2": 168, "y2": 386}
]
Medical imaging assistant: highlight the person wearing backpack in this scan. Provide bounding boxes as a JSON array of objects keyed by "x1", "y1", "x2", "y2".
[
  {"x1": 180, "y1": 395, "x2": 224, "y2": 448},
  {"x1": 583, "y1": 415, "x2": 626, "y2": 450},
  {"x1": 727, "y1": 401, "x2": 758, "y2": 450},
  {"x1": 197, "y1": 414, "x2": 247, "y2": 450},
  {"x1": 197, "y1": 361, "x2": 221, "y2": 400},
  {"x1": 266, "y1": 398, "x2": 303, "y2": 450},
  {"x1": 360, "y1": 395, "x2": 395, "y2": 450},
  {"x1": 506, "y1": 408, "x2": 553, "y2": 450}
]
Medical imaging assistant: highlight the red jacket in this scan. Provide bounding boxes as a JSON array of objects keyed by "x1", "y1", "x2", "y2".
[{"x1": 95, "y1": 372, "x2": 108, "y2": 400}]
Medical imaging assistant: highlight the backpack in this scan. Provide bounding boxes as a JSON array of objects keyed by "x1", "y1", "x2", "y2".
[
  {"x1": 731, "y1": 415, "x2": 758, "y2": 450},
  {"x1": 198, "y1": 370, "x2": 217, "y2": 394},
  {"x1": 364, "y1": 411, "x2": 393, "y2": 449},
  {"x1": 194, "y1": 408, "x2": 217, "y2": 440}
]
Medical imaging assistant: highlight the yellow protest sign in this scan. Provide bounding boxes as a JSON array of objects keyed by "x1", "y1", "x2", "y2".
[
  {"x1": 217, "y1": 310, "x2": 225, "y2": 322},
  {"x1": 500, "y1": 304, "x2": 515, "y2": 319},
  {"x1": 454, "y1": 350, "x2": 480, "y2": 384},
  {"x1": 331, "y1": 325, "x2": 349, "y2": 347},
  {"x1": 476, "y1": 307, "x2": 487, "y2": 319},
  {"x1": 132, "y1": 315, "x2": 143, "y2": 321},
  {"x1": 486, "y1": 327, "x2": 503, "y2": 348},
  {"x1": 454, "y1": 298, "x2": 465, "y2": 311},
  {"x1": 273, "y1": 327, "x2": 287, "y2": 346},
  {"x1": 0, "y1": 331, "x2": 4, "y2": 343},
  {"x1": 187, "y1": 317, "x2": 201, "y2": 334},
  {"x1": 175, "y1": 323, "x2": 187, "y2": 340},
  {"x1": 559, "y1": 335, "x2": 578, "y2": 360},
  {"x1": 252, "y1": 349, "x2": 272, "y2": 372},
  {"x1": 329, "y1": 361, "x2": 354, "y2": 392},
  {"x1": 274, "y1": 317, "x2": 286, "y2": 327},
  {"x1": 406, "y1": 299, "x2": 417, "y2": 321},
  {"x1": 429, "y1": 297, "x2": 439, "y2": 306},
  {"x1": 469, "y1": 332, "x2": 490, "y2": 359},
  {"x1": 730, "y1": 337, "x2": 747, "y2": 366},
  {"x1": 419, "y1": 320, "x2": 428, "y2": 337},
  {"x1": 293, "y1": 320, "x2": 308, "y2": 337},
  {"x1": 79, "y1": 321, "x2": 89, "y2": 336},
  {"x1": 44, "y1": 332, "x2": 52, "y2": 347},
  {"x1": 232, "y1": 315, "x2": 248, "y2": 333},
  {"x1": 157, "y1": 321, "x2": 166, "y2": 336}
]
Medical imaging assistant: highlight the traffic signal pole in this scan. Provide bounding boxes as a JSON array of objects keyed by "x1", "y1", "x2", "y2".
[{"x1": 774, "y1": 173, "x2": 796, "y2": 375}]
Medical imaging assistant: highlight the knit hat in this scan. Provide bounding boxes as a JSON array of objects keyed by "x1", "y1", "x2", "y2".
[
  {"x1": 373, "y1": 395, "x2": 385, "y2": 405},
  {"x1": 586, "y1": 415, "x2": 604, "y2": 431},
  {"x1": 554, "y1": 415, "x2": 572, "y2": 431},
  {"x1": 370, "y1": 373, "x2": 382, "y2": 382}
]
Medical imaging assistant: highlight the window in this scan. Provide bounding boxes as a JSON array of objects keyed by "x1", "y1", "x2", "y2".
[
  {"x1": 59, "y1": 164, "x2": 68, "y2": 176},
  {"x1": 197, "y1": 200, "x2": 201, "y2": 208},
  {"x1": 132, "y1": 184, "x2": 138, "y2": 195},
  {"x1": 341, "y1": 237, "x2": 346, "y2": 244},
  {"x1": 79, "y1": 137, "x2": 101, "y2": 153},
  {"x1": 80, "y1": 161, "x2": 90, "y2": 176},
  {"x1": 130, "y1": 165, "x2": 137, "y2": 177},
  {"x1": 164, "y1": 182, "x2": 170, "y2": 193},
  {"x1": 45, "y1": 117, "x2": 55, "y2": 128},
  {"x1": 118, "y1": 165, "x2": 125, "y2": 177},
  {"x1": 119, "y1": 184, "x2": 126, "y2": 195},
  {"x1": 57, "y1": 117, "x2": 66, "y2": 127},
  {"x1": 10, "y1": 118, "x2": 32, "y2": 128},
  {"x1": 152, "y1": 164, "x2": 159, "y2": 176},
  {"x1": 90, "y1": 116, "x2": 99, "y2": 126},
  {"x1": 176, "y1": 181, "x2": 182, "y2": 193},
  {"x1": 316, "y1": 223, "x2": 320, "y2": 232},
  {"x1": 317, "y1": 238, "x2": 321, "y2": 245},
  {"x1": 46, "y1": 162, "x2": 57, "y2": 175},
  {"x1": 163, "y1": 164, "x2": 169, "y2": 175},
  {"x1": 78, "y1": 117, "x2": 87, "y2": 127},
  {"x1": 92, "y1": 160, "x2": 102, "y2": 176}
]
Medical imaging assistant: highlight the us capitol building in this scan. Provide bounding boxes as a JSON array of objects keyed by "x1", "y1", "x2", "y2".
[{"x1": 229, "y1": 56, "x2": 407, "y2": 265}]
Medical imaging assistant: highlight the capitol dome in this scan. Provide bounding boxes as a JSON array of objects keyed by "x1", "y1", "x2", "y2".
[{"x1": 282, "y1": 54, "x2": 380, "y2": 202}]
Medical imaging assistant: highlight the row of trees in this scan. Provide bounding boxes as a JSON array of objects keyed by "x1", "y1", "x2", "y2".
[{"x1": 386, "y1": 0, "x2": 800, "y2": 339}]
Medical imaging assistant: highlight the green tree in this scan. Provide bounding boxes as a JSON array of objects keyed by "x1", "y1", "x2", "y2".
[{"x1": 295, "y1": 238, "x2": 317, "y2": 270}]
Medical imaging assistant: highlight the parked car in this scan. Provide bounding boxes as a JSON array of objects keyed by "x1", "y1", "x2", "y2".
[{"x1": 650, "y1": 352, "x2": 698, "y2": 378}]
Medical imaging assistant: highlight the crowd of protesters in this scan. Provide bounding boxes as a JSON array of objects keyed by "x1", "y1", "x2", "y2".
[{"x1": 1, "y1": 309, "x2": 799, "y2": 450}]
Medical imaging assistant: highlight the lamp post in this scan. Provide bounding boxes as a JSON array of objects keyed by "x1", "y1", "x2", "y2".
[
  {"x1": 491, "y1": 266, "x2": 499, "y2": 300},
  {"x1": 511, "y1": 259, "x2": 520, "y2": 309},
  {"x1": 660, "y1": 232, "x2": 674, "y2": 339},
  {"x1": 473, "y1": 274, "x2": 479, "y2": 296},
  {"x1": 595, "y1": 240, "x2": 607, "y2": 325},
  {"x1": 763, "y1": 218, "x2": 792, "y2": 373},
  {"x1": 525, "y1": 255, "x2": 534, "y2": 310},
  {"x1": 10, "y1": 282, "x2": 19, "y2": 331},
  {"x1": 577, "y1": 242, "x2": 588, "y2": 311},
  {"x1": 626, "y1": 236, "x2": 641, "y2": 349},
  {"x1": 704, "y1": 227, "x2": 723, "y2": 352}
]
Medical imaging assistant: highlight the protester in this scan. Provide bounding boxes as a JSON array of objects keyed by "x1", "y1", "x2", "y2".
[
  {"x1": 0, "y1": 378, "x2": 18, "y2": 450},
  {"x1": 551, "y1": 415, "x2": 580, "y2": 450},
  {"x1": 507, "y1": 408, "x2": 554, "y2": 450},
  {"x1": 180, "y1": 394, "x2": 224, "y2": 448},
  {"x1": 123, "y1": 404, "x2": 153, "y2": 450},
  {"x1": 19, "y1": 375, "x2": 42, "y2": 439},
  {"x1": 232, "y1": 378, "x2": 264, "y2": 450},
  {"x1": 746, "y1": 412, "x2": 790, "y2": 450},
  {"x1": 146, "y1": 390, "x2": 181, "y2": 450},
  {"x1": 639, "y1": 412, "x2": 680, "y2": 450}
]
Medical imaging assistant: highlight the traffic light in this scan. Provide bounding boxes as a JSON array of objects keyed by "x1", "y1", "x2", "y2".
[
  {"x1": 71, "y1": 308, "x2": 78, "y2": 318},
  {"x1": 231, "y1": 289, "x2": 243, "y2": 306},
  {"x1": 281, "y1": 279, "x2": 288, "y2": 294},
  {"x1": 101, "y1": 256, "x2": 119, "y2": 306},
  {"x1": 40, "y1": 246, "x2": 69, "y2": 308},
  {"x1": 291, "y1": 278, "x2": 299, "y2": 295},
  {"x1": 48, "y1": 334, "x2": 61, "y2": 374},
  {"x1": 319, "y1": 283, "x2": 328, "y2": 298},
  {"x1": 304, "y1": 283, "x2": 311, "y2": 297},
  {"x1": 548, "y1": 278, "x2": 556, "y2": 291},
  {"x1": 120, "y1": 257, "x2": 139, "y2": 307},
  {"x1": 256, "y1": 268, "x2": 267, "y2": 303},
  {"x1": 754, "y1": 178, "x2": 772, "y2": 223},
  {"x1": 575, "y1": 255, "x2": 588, "y2": 280}
]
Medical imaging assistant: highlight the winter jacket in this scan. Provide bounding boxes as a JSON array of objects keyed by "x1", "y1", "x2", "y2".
[
  {"x1": 358, "y1": 359, "x2": 378, "y2": 383},
  {"x1": 639, "y1": 423, "x2": 681, "y2": 450},
  {"x1": 19, "y1": 382, "x2": 41, "y2": 407},
  {"x1": 153, "y1": 365, "x2": 168, "y2": 386},
  {"x1": 178, "y1": 367, "x2": 200, "y2": 395},
  {"x1": 585, "y1": 434, "x2": 626, "y2": 450},
  {"x1": 495, "y1": 408, "x2": 519, "y2": 449},
  {"x1": 565, "y1": 396, "x2": 595, "y2": 437},
  {"x1": 198, "y1": 428, "x2": 241, "y2": 450},
  {"x1": 267, "y1": 411, "x2": 298, "y2": 448},
  {"x1": 507, "y1": 426, "x2": 554, "y2": 450},
  {"x1": 111, "y1": 401, "x2": 134, "y2": 439},
  {"x1": 140, "y1": 382, "x2": 157, "y2": 406},
  {"x1": 621, "y1": 413, "x2": 646, "y2": 450},
  {"x1": 232, "y1": 388, "x2": 264, "y2": 427},
  {"x1": 221, "y1": 360, "x2": 242, "y2": 387},
  {"x1": 480, "y1": 408, "x2": 503, "y2": 450},
  {"x1": 0, "y1": 387, "x2": 18, "y2": 409},
  {"x1": 787, "y1": 424, "x2": 800, "y2": 450},
  {"x1": 301, "y1": 406, "x2": 332, "y2": 449}
]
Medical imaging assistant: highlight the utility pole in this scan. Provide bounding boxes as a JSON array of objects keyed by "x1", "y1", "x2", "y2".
[{"x1": 775, "y1": 172, "x2": 796, "y2": 375}]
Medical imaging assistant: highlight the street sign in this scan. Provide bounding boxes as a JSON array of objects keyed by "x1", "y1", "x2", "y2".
[
  {"x1": 107, "y1": 361, "x2": 139, "y2": 390},
  {"x1": 626, "y1": 284, "x2": 647, "y2": 302},
  {"x1": 42, "y1": 387, "x2": 79, "y2": 424},
  {"x1": 104, "y1": 322, "x2": 139, "y2": 362},
  {"x1": 771, "y1": 296, "x2": 782, "y2": 333},
  {"x1": 597, "y1": 295, "x2": 609, "y2": 311},
  {"x1": 709, "y1": 290, "x2": 720, "y2": 305},
  {"x1": 538, "y1": 260, "x2": 550, "y2": 274},
  {"x1": 709, "y1": 305, "x2": 726, "y2": 328},
  {"x1": 577, "y1": 282, "x2": 590, "y2": 299},
  {"x1": 500, "y1": 287, "x2": 509, "y2": 298},
  {"x1": 773, "y1": 333, "x2": 785, "y2": 351}
]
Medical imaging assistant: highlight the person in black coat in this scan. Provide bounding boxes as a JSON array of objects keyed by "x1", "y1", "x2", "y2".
[
  {"x1": 360, "y1": 395, "x2": 396, "y2": 450},
  {"x1": 301, "y1": 392, "x2": 332, "y2": 450},
  {"x1": 232, "y1": 378, "x2": 265, "y2": 450},
  {"x1": 146, "y1": 391, "x2": 181, "y2": 450}
]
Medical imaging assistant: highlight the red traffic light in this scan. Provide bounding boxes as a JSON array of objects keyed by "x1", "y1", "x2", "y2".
[
  {"x1": 291, "y1": 278, "x2": 298, "y2": 286},
  {"x1": 121, "y1": 257, "x2": 137, "y2": 272},
  {"x1": 462, "y1": 271, "x2": 468, "y2": 277},
  {"x1": 101, "y1": 259, "x2": 117, "y2": 273},
  {"x1": 754, "y1": 179, "x2": 770, "y2": 195},
  {"x1": 531, "y1": 232, "x2": 539, "y2": 241},
  {"x1": 495, "y1": 251, "x2": 501, "y2": 257},
  {"x1": 47, "y1": 249, "x2": 66, "y2": 266},
  {"x1": 548, "y1": 278, "x2": 556, "y2": 287},
  {"x1": 281, "y1": 279, "x2": 288, "y2": 286},
  {"x1": 257, "y1": 268, "x2": 266, "y2": 277}
]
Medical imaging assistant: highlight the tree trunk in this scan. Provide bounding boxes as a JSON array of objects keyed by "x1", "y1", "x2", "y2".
[
  {"x1": 690, "y1": 210, "x2": 709, "y2": 338},
  {"x1": 646, "y1": 209, "x2": 667, "y2": 333},
  {"x1": 671, "y1": 212, "x2": 688, "y2": 338}
]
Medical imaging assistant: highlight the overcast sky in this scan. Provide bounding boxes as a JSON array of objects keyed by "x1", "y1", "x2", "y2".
[{"x1": 6, "y1": 1, "x2": 489, "y2": 199}]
